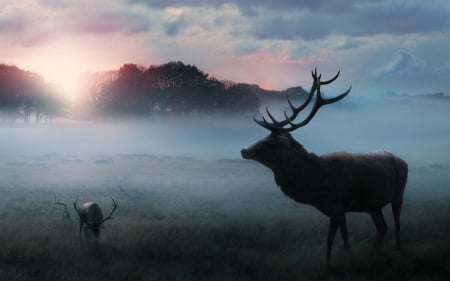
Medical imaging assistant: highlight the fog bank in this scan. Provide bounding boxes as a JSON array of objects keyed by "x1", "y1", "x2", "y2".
[{"x1": 1, "y1": 95, "x2": 449, "y2": 168}]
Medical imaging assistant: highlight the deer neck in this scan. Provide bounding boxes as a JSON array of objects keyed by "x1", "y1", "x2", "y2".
[{"x1": 272, "y1": 146, "x2": 324, "y2": 205}]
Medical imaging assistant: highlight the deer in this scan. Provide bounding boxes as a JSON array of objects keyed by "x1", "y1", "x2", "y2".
[
  {"x1": 73, "y1": 198, "x2": 118, "y2": 240},
  {"x1": 241, "y1": 69, "x2": 408, "y2": 266}
]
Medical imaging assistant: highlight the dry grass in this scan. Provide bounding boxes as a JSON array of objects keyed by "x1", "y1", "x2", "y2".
[
  {"x1": 1, "y1": 207, "x2": 450, "y2": 281},
  {"x1": 1, "y1": 155, "x2": 450, "y2": 280}
]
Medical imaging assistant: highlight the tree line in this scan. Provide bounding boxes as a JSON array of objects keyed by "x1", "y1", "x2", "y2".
[
  {"x1": 75, "y1": 61, "x2": 261, "y2": 119},
  {"x1": 1, "y1": 61, "x2": 307, "y2": 123},
  {"x1": 0, "y1": 64, "x2": 67, "y2": 124}
]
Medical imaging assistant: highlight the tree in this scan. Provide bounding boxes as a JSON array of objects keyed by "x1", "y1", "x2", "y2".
[
  {"x1": 77, "y1": 61, "x2": 261, "y2": 119},
  {"x1": 0, "y1": 64, "x2": 68, "y2": 123}
]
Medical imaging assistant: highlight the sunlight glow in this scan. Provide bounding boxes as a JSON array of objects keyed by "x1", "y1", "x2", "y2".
[
  {"x1": 17, "y1": 44, "x2": 96, "y2": 102},
  {"x1": 40, "y1": 65, "x2": 80, "y2": 101}
]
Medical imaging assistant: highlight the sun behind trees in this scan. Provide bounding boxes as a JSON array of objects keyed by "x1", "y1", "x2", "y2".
[{"x1": 75, "y1": 61, "x2": 261, "y2": 120}]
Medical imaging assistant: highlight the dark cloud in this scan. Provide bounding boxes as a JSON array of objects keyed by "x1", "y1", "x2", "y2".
[
  {"x1": 239, "y1": 7, "x2": 258, "y2": 18},
  {"x1": 25, "y1": 0, "x2": 447, "y2": 44},
  {"x1": 248, "y1": 4, "x2": 450, "y2": 41},
  {"x1": 164, "y1": 17, "x2": 187, "y2": 36},
  {"x1": 129, "y1": 0, "x2": 359, "y2": 13},
  {"x1": 351, "y1": 5, "x2": 450, "y2": 36}
]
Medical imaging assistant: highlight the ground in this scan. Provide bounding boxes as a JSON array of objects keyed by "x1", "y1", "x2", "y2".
[{"x1": 0, "y1": 153, "x2": 449, "y2": 280}]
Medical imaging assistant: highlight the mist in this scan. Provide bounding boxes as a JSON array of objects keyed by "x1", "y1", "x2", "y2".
[
  {"x1": 1, "y1": 94, "x2": 449, "y2": 203},
  {"x1": 1, "y1": 95, "x2": 448, "y2": 161}
]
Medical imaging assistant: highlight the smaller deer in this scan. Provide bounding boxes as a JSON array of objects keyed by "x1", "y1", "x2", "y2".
[
  {"x1": 73, "y1": 198, "x2": 118, "y2": 240},
  {"x1": 54, "y1": 196, "x2": 71, "y2": 220}
]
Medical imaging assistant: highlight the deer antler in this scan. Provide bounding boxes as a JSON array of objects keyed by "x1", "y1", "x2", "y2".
[
  {"x1": 101, "y1": 198, "x2": 118, "y2": 224},
  {"x1": 55, "y1": 196, "x2": 71, "y2": 220},
  {"x1": 254, "y1": 68, "x2": 351, "y2": 133},
  {"x1": 73, "y1": 197, "x2": 80, "y2": 215}
]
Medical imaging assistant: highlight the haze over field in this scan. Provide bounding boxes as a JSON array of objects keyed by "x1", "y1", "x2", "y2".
[{"x1": 1, "y1": 93, "x2": 449, "y2": 168}]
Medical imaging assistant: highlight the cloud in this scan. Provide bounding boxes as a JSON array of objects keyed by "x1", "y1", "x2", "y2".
[
  {"x1": 334, "y1": 38, "x2": 363, "y2": 50},
  {"x1": 352, "y1": 4, "x2": 450, "y2": 36},
  {"x1": 0, "y1": 14, "x2": 29, "y2": 34},
  {"x1": 130, "y1": 0, "x2": 358, "y2": 13},
  {"x1": 250, "y1": 15, "x2": 332, "y2": 40},
  {"x1": 0, "y1": 1, "x2": 152, "y2": 49},
  {"x1": 3, "y1": 0, "x2": 450, "y2": 94},
  {"x1": 132, "y1": 0, "x2": 450, "y2": 40},
  {"x1": 232, "y1": 41, "x2": 261, "y2": 56},
  {"x1": 67, "y1": 7, "x2": 151, "y2": 36},
  {"x1": 373, "y1": 51, "x2": 419, "y2": 79},
  {"x1": 164, "y1": 16, "x2": 187, "y2": 36},
  {"x1": 247, "y1": 2, "x2": 450, "y2": 41},
  {"x1": 0, "y1": 5, "x2": 58, "y2": 46}
]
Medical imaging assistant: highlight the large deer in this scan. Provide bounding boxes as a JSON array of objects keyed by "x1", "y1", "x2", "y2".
[
  {"x1": 73, "y1": 198, "x2": 118, "y2": 240},
  {"x1": 241, "y1": 69, "x2": 408, "y2": 265}
]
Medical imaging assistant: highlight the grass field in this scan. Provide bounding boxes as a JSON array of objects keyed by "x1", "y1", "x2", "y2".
[{"x1": 0, "y1": 153, "x2": 449, "y2": 280}]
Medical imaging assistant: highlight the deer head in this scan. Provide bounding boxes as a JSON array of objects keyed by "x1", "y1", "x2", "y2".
[{"x1": 241, "y1": 69, "x2": 351, "y2": 168}]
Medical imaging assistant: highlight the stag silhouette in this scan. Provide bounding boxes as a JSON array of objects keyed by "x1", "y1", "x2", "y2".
[
  {"x1": 241, "y1": 69, "x2": 408, "y2": 266},
  {"x1": 73, "y1": 198, "x2": 118, "y2": 240}
]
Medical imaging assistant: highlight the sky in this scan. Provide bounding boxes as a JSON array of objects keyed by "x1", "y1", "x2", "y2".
[{"x1": 1, "y1": 0, "x2": 450, "y2": 98}]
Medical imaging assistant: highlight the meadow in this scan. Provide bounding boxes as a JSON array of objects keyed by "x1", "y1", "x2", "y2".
[
  {"x1": 0, "y1": 152, "x2": 449, "y2": 281},
  {"x1": 1, "y1": 96, "x2": 450, "y2": 280}
]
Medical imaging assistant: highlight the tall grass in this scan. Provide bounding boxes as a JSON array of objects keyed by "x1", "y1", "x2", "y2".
[
  {"x1": 1, "y1": 208, "x2": 449, "y2": 281},
  {"x1": 0, "y1": 155, "x2": 449, "y2": 280}
]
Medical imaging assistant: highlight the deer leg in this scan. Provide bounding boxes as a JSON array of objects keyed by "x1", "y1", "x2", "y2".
[
  {"x1": 78, "y1": 221, "x2": 84, "y2": 238},
  {"x1": 370, "y1": 210, "x2": 387, "y2": 248},
  {"x1": 391, "y1": 198, "x2": 403, "y2": 249},
  {"x1": 84, "y1": 227, "x2": 91, "y2": 240},
  {"x1": 339, "y1": 215, "x2": 351, "y2": 252},
  {"x1": 326, "y1": 217, "x2": 340, "y2": 265}
]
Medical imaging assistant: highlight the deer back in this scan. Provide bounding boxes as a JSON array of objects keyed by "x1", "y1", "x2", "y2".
[
  {"x1": 80, "y1": 202, "x2": 104, "y2": 225},
  {"x1": 319, "y1": 151, "x2": 408, "y2": 211}
]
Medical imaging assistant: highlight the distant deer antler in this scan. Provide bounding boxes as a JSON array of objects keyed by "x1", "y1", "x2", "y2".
[
  {"x1": 55, "y1": 196, "x2": 71, "y2": 220},
  {"x1": 102, "y1": 197, "x2": 118, "y2": 223},
  {"x1": 254, "y1": 68, "x2": 351, "y2": 133}
]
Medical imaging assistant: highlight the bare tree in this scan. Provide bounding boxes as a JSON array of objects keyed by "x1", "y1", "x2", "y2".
[
  {"x1": 241, "y1": 69, "x2": 408, "y2": 266},
  {"x1": 54, "y1": 196, "x2": 71, "y2": 220},
  {"x1": 73, "y1": 198, "x2": 118, "y2": 240}
]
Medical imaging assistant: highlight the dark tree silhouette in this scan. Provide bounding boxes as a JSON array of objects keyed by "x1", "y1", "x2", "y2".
[
  {"x1": 0, "y1": 64, "x2": 68, "y2": 123},
  {"x1": 77, "y1": 61, "x2": 261, "y2": 119}
]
